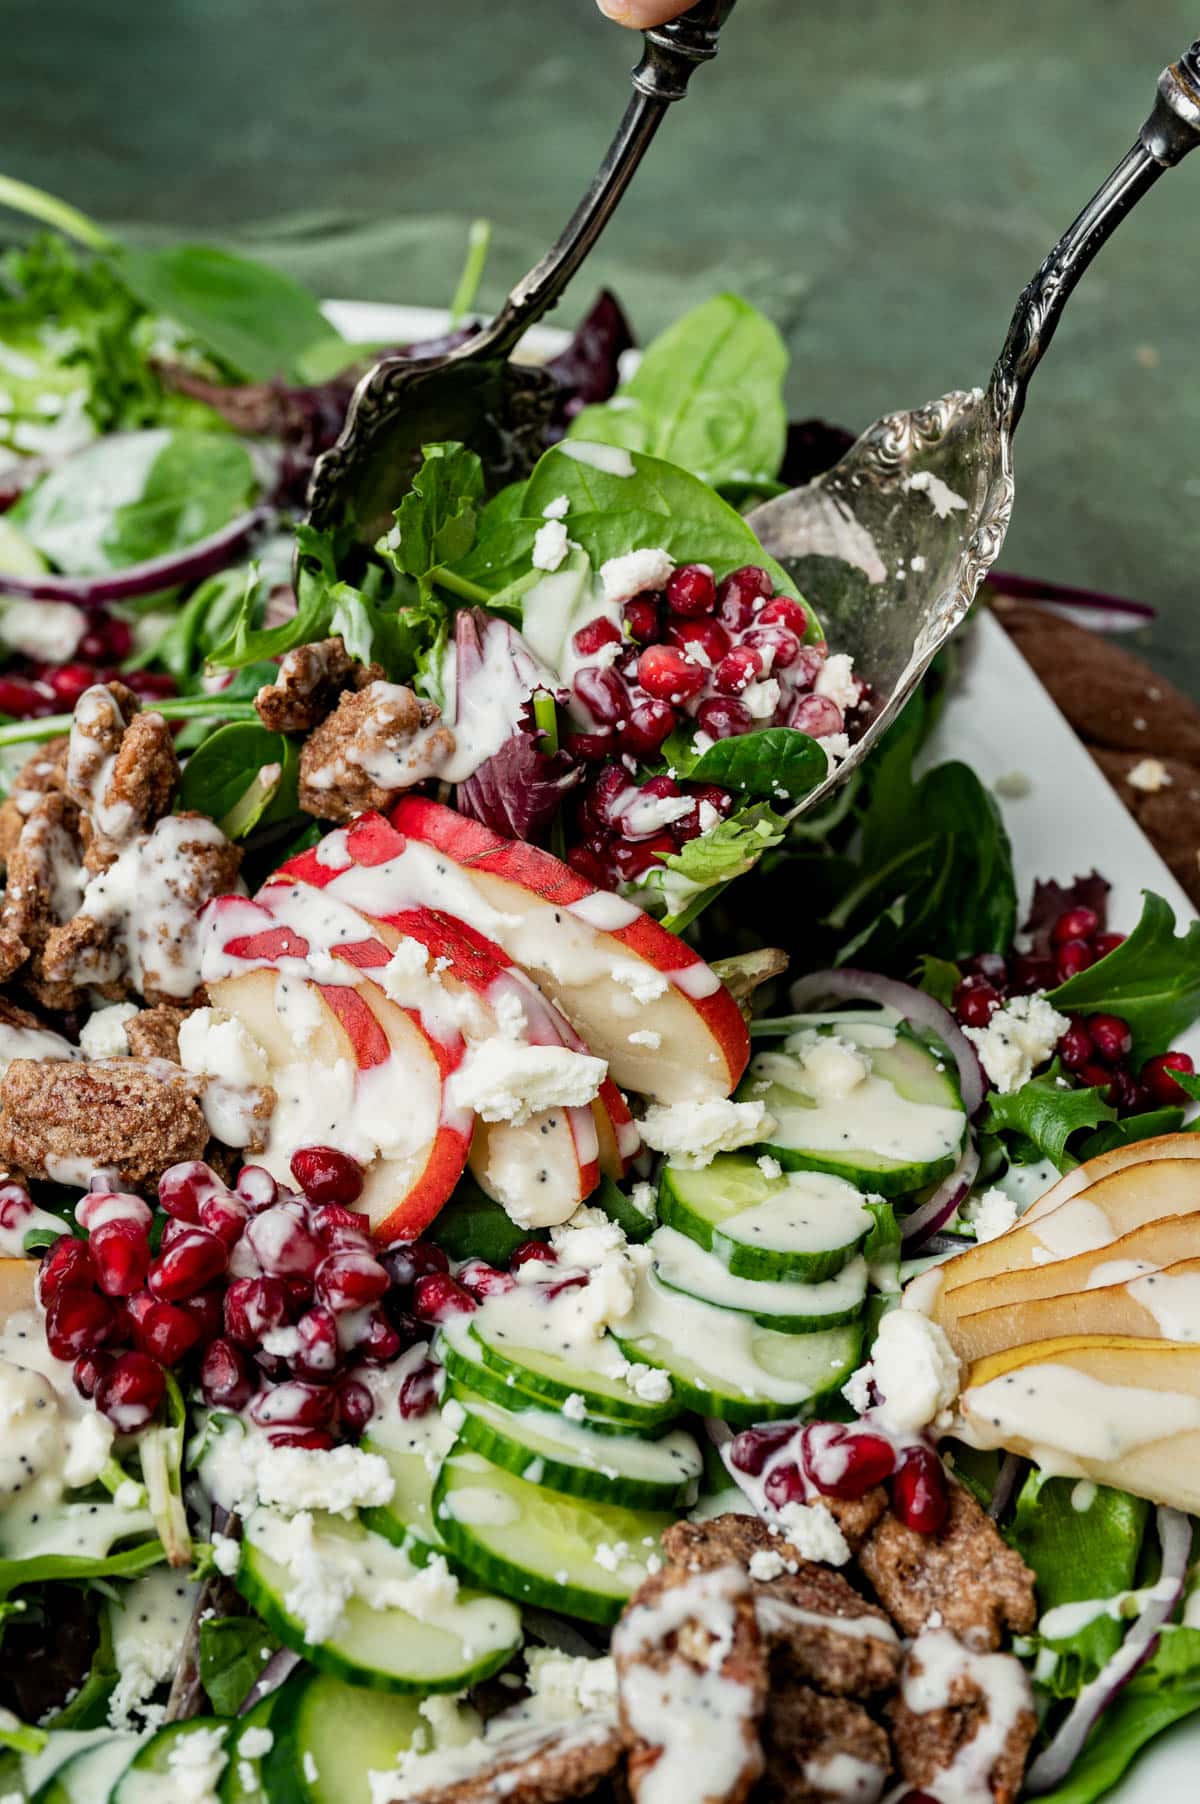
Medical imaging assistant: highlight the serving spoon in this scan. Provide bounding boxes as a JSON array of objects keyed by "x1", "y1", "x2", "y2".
[
  {"x1": 748, "y1": 38, "x2": 1200, "y2": 820},
  {"x1": 302, "y1": 0, "x2": 735, "y2": 561}
]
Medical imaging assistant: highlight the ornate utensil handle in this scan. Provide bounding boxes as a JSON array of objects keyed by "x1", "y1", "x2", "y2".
[
  {"x1": 991, "y1": 41, "x2": 1200, "y2": 434},
  {"x1": 463, "y1": 0, "x2": 735, "y2": 363}
]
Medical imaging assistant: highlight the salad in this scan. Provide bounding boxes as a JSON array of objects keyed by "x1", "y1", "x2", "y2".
[{"x1": 0, "y1": 177, "x2": 1197, "y2": 1804}]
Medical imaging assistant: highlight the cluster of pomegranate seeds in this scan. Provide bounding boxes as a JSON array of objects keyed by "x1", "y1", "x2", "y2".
[
  {"x1": 729, "y1": 1418, "x2": 949, "y2": 1536},
  {"x1": 953, "y1": 904, "x2": 1195, "y2": 1115},
  {"x1": 0, "y1": 612, "x2": 179, "y2": 721},
  {"x1": 561, "y1": 563, "x2": 866, "y2": 888}
]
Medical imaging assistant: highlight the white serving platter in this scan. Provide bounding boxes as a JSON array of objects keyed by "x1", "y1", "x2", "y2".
[{"x1": 325, "y1": 299, "x2": 1200, "y2": 1801}]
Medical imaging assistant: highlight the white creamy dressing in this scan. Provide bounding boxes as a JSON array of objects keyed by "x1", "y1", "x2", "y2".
[
  {"x1": 0, "y1": 1019, "x2": 78, "y2": 1089},
  {"x1": 1027, "y1": 1197, "x2": 1116, "y2": 1264},
  {"x1": 619, "y1": 1274, "x2": 823, "y2": 1407},
  {"x1": 898, "y1": 1629, "x2": 1032, "y2": 1803},
  {"x1": 802, "y1": 1750, "x2": 885, "y2": 1802},
  {"x1": 67, "y1": 684, "x2": 138, "y2": 843},
  {"x1": 303, "y1": 681, "x2": 454, "y2": 794},
  {"x1": 1084, "y1": 1258, "x2": 1158, "y2": 1290},
  {"x1": 754, "y1": 1595, "x2": 898, "y2": 1646},
  {"x1": 514, "y1": 551, "x2": 614, "y2": 718},
  {"x1": 117, "y1": 1721, "x2": 228, "y2": 1804},
  {"x1": 439, "y1": 621, "x2": 558, "y2": 785},
  {"x1": 464, "y1": 1393, "x2": 702, "y2": 1487},
  {"x1": 718, "y1": 1169, "x2": 874, "y2": 1257},
  {"x1": 1038, "y1": 1574, "x2": 1181, "y2": 1643},
  {"x1": 1125, "y1": 1268, "x2": 1200, "y2": 1340},
  {"x1": 749, "y1": 1027, "x2": 964, "y2": 1165},
  {"x1": 960, "y1": 1362, "x2": 1200, "y2": 1467},
  {"x1": 651, "y1": 1226, "x2": 867, "y2": 1319},
  {"x1": 108, "y1": 1567, "x2": 201, "y2": 1729},
  {"x1": 557, "y1": 440, "x2": 635, "y2": 477}
]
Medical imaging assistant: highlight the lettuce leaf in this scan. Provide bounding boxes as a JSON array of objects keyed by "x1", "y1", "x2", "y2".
[
  {"x1": 1049, "y1": 891, "x2": 1200, "y2": 1061},
  {"x1": 982, "y1": 1061, "x2": 1116, "y2": 1171}
]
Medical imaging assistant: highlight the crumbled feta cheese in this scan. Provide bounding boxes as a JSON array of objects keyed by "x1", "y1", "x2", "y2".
[
  {"x1": 910, "y1": 554, "x2": 926, "y2": 572},
  {"x1": 610, "y1": 961, "x2": 669, "y2": 1004},
  {"x1": 1128, "y1": 757, "x2": 1171, "y2": 793},
  {"x1": 814, "y1": 653, "x2": 862, "y2": 711},
  {"x1": 79, "y1": 1001, "x2": 139, "y2": 1060},
  {"x1": 114, "y1": 1478, "x2": 144, "y2": 1510},
  {"x1": 167, "y1": 1722, "x2": 228, "y2": 1804},
  {"x1": 742, "y1": 677, "x2": 781, "y2": 719},
  {"x1": 563, "y1": 1393, "x2": 587, "y2": 1421},
  {"x1": 623, "y1": 1361, "x2": 673, "y2": 1403},
  {"x1": 637, "y1": 1097, "x2": 775, "y2": 1168},
  {"x1": 757, "y1": 1154, "x2": 782, "y2": 1180},
  {"x1": 819, "y1": 732, "x2": 851, "y2": 771},
  {"x1": 965, "y1": 1186, "x2": 1019, "y2": 1243},
  {"x1": 697, "y1": 800, "x2": 722, "y2": 833},
  {"x1": 795, "y1": 1032, "x2": 871, "y2": 1101},
  {"x1": 239, "y1": 1728, "x2": 273, "y2": 1761},
  {"x1": 448, "y1": 1040, "x2": 607, "y2": 1125},
  {"x1": 841, "y1": 1362, "x2": 875, "y2": 1417},
  {"x1": 599, "y1": 548, "x2": 674, "y2": 605},
  {"x1": 211, "y1": 1532, "x2": 241, "y2": 1577},
  {"x1": 627, "y1": 1029, "x2": 661, "y2": 1049},
  {"x1": 0, "y1": 598, "x2": 85, "y2": 663},
  {"x1": 629, "y1": 1181, "x2": 657, "y2": 1219},
  {"x1": 252, "y1": 1444, "x2": 395, "y2": 1517},
  {"x1": 525, "y1": 1648, "x2": 616, "y2": 1717},
  {"x1": 178, "y1": 1007, "x2": 271, "y2": 1088},
  {"x1": 748, "y1": 1549, "x2": 788, "y2": 1582},
  {"x1": 777, "y1": 1501, "x2": 851, "y2": 1565},
  {"x1": 532, "y1": 520, "x2": 570, "y2": 572},
  {"x1": 963, "y1": 993, "x2": 1069, "y2": 1094},
  {"x1": 541, "y1": 494, "x2": 570, "y2": 520},
  {"x1": 620, "y1": 792, "x2": 695, "y2": 836},
  {"x1": 867, "y1": 1309, "x2": 961, "y2": 1433}
]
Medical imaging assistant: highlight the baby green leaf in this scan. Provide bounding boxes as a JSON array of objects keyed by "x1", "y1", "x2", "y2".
[{"x1": 1049, "y1": 890, "x2": 1200, "y2": 1061}]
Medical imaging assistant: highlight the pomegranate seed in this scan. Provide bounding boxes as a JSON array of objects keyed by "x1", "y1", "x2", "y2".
[
  {"x1": 457, "y1": 1259, "x2": 517, "y2": 1301},
  {"x1": 582, "y1": 764, "x2": 635, "y2": 829},
  {"x1": 95, "y1": 1351, "x2": 165, "y2": 1433},
  {"x1": 412, "y1": 1273, "x2": 477, "y2": 1323},
  {"x1": 73, "y1": 1351, "x2": 114, "y2": 1400},
  {"x1": 149, "y1": 1227, "x2": 228, "y2": 1302},
  {"x1": 1052, "y1": 906, "x2": 1101, "y2": 945},
  {"x1": 124, "y1": 669, "x2": 177, "y2": 700},
  {"x1": 290, "y1": 1146, "x2": 365, "y2": 1208},
  {"x1": 891, "y1": 1446, "x2": 948, "y2": 1534},
  {"x1": 0, "y1": 676, "x2": 53, "y2": 719},
  {"x1": 1106, "y1": 1069, "x2": 1146, "y2": 1114},
  {"x1": 1058, "y1": 1021, "x2": 1095, "y2": 1072},
  {"x1": 398, "y1": 1360, "x2": 441, "y2": 1419},
  {"x1": 359, "y1": 1309, "x2": 404, "y2": 1363},
  {"x1": 712, "y1": 645, "x2": 761, "y2": 696},
  {"x1": 312, "y1": 1203, "x2": 371, "y2": 1248},
  {"x1": 758, "y1": 596, "x2": 810, "y2": 635},
  {"x1": 637, "y1": 644, "x2": 705, "y2": 704},
  {"x1": 541, "y1": 1273, "x2": 589, "y2": 1302},
  {"x1": 250, "y1": 1380, "x2": 335, "y2": 1429},
  {"x1": 315, "y1": 1250, "x2": 389, "y2": 1312},
  {"x1": 89, "y1": 1221, "x2": 151, "y2": 1298},
  {"x1": 134, "y1": 1299, "x2": 201, "y2": 1366},
  {"x1": 620, "y1": 699, "x2": 677, "y2": 759},
  {"x1": 667, "y1": 617, "x2": 730, "y2": 666},
  {"x1": 1010, "y1": 953, "x2": 1056, "y2": 994},
  {"x1": 800, "y1": 1424, "x2": 895, "y2": 1499},
  {"x1": 573, "y1": 665, "x2": 629, "y2": 726},
  {"x1": 200, "y1": 1193, "x2": 248, "y2": 1249},
  {"x1": 381, "y1": 1241, "x2": 449, "y2": 1289},
  {"x1": 201, "y1": 1339, "x2": 255, "y2": 1410},
  {"x1": 953, "y1": 977, "x2": 1000, "y2": 1029},
  {"x1": 96, "y1": 615, "x2": 133, "y2": 661},
  {"x1": 38, "y1": 1235, "x2": 96, "y2": 1306},
  {"x1": 665, "y1": 563, "x2": 716, "y2": 617},
  {"x1": 236, "y1": 1166, "x2": 280, "y2": 1211},
  {"x1": 716, "y1": 566, "x2": 773, "y2": 630},
  {"x1": 0, "y1": 1185, "x2": 32, "y2": 1238},
  {"x1": 178, "y1": 1285, "x2": 225, "y2": 1342},
  {"x1": 696, "y1": 696, "x2": 751, "y2": 740},
  {"x1": 509, "y1": 1240, "x2": 557, "y2": 1271},
  {"x1": 572, "y1": 617, "x2": 622, "y2": 657},
  {"x1": 566, "y1": 845, "x2": 610, "y2": 886},
  {"x1": 790, "y1": 645, "x2": 829, "y2": 690},
  {"x1": 789, "y1": 694, "x2": 843, "y2": 738},
  {"x1": 1094, "y1": 931, "x2": 1126, "y2": 958},
  {"x1": 743, "y1": 625, "x2": 801, "y2": 671},
  {"x1": 158, "y1": 1161, "x2": 225, "y2": 1223},
  {"x1": 564, "y1": 729, "x2": 615, "y2": 763},
  {"x1": 1142, "y1": 1051, "x2": 1197, "y2": 1108},
  {"x1": 729, "y1": 1423, "x2": 797, "y2": 1476},
  {"x1": 76, "y1": 1191, "x2": 153, "y2": 1234},
  {"x1": 45, "y1": 1289, "x2": 115, "y2": 1360},
  {"x1": 245, "y1": 1205, "x2": 323, "y2": 1279},
  {"x1": 336, "y1": 1378, "x2": 375, "y2": 1436},
  {"x1": 268, "y1": 1428, "x2": 336, "y2": 1451},
  {"x1": 963, "y1": 952, "x2": 1009, "y2": 990},
  {"x1": 1055, "y1": 938, "x2": 1096, "y2": 982},
  {"x1": 1078, "y1": 1059, "x2": 1116, "y2": 1091},
  {"x1": 622, "y1": 595, "x2": 661, "y2": 642},
  {"x1": 610, "y1": 834, "x2": 675, "y2": 880},
  {"x1": 49, "y1": 663, "x2": 101, "y2": 708},
  {"x1": 691, "y1": 782, "x2": 733, "y2": 818},
  {"x1": 293, "y1": 1307, "x2": 341, "y2": 1376},
  {"x1": 763, "y1": 1460, "x2": 808, "y2": 1509},
  {"x1": 1088, "y1": 1014, "x2": 1133, "y2": 1064},
  {"x1": 224, "y1": 1276, "x2": 289, "y2": 1348}
]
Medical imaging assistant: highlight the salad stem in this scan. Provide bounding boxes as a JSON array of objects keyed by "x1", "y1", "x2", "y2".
[
  {"x1": 0, "y1": 696, "x2": 259, "y2": 750},
  {"x1": 532, "y1": 689, "x2": 560, "y2": 757},
  {"x1": 0, "y1": 174, "x2": 113, "y2": 251},
  {"x1": 432, "y1": 567, "x2": 493, "y2": 606},
  {"x1": 448, "y1": 219, "x2": 493, "y2": 328}
]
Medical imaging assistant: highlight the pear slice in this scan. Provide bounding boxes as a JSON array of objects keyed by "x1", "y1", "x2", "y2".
[
  {"x1": 951, "y1": 1254, "x2": 1200, "y2": 1362},
  {"x1": 1019, "y1": 1131, "x2": 1200, "y2": 1227},
  {"x1": 958, "y1": 1334, "x2": 1200, "y2": 1513},
  {"x1": 0, "y1": 1257, "x2": 37, "y2": 1325}
]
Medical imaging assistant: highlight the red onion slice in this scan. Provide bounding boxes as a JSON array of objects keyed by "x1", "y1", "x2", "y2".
[
  {"x1": 237, "y1": 1646, "x2": 301, "y2": 1716},
  {"x1": 1025, "y1": 1505, "x2": 1192, "y2": 1793},
  {"x1": 987, "y1": 1451, "x2": 1029, "y2": 1524},
  {"x1": 899, "y1": 1141, "x2": 980, "y2": 1253},
  {"x1": 0, "y1": 507, "x2": 271, "y2": 607},
  {"x1": 787, "y1": 967, "x2": 986, "y2": 1117}
]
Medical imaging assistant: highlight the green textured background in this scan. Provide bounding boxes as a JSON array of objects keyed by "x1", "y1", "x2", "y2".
[{"x1": 1, "y1": 0, "x2": 1197, "y2": 687}]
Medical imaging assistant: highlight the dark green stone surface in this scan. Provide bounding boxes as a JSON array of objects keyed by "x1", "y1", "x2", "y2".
[{"x1": 1, "y1": 0, "x2": 1197, "y2": 687}]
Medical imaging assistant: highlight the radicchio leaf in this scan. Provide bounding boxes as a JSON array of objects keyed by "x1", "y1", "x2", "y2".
[{"x1": 544, "y1": 290, "x2": 635, "y2": 437}]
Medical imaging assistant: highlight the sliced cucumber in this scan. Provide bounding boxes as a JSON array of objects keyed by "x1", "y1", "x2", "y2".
[
  {"x1": 264, "y1": 1670, "x2": 465, "y2": 1804},
  {"x1": 358, "y1": 1427, "x2": 459, "y2": 1570},
  {"x1": 449, "y1": 1386, "x2": 701, "y2": 1511},
  {"x1": 588, "y1": 1174, "x2": 657, "y2": 1245},
  {"x1": 111, "y1": 1720, "x2": 230, "y2": 1804},
  {"x1": 742, "y1": 1020, "x2": 966, "y2": 1196},
  {"x1": 32, "y1": 1735, "x2": 142, "y2": 1804},
  {"x1": 467, "y1": 1308, "x2": 677, "y2": 1431},
  {"x1": 435, "y1": 1323, "x2": 663, "y2": 1439},
  {"x1": 612, "y1": 1273, "x2": 861, "y2": 1425},
  {"x1": 650, "y1": 1227, "x2": 867, "y2": 1330},
  {"x1": 219, "y1": 1692, "x2": 285, "y2": 1804},
  {"x1": 434, "y1": 1449, "x2": 671, "y2": 1626},
  {"x1": 659, "y1": 1155, "x2": 874, "y2": 1281},
  {"x1": 237, "y1": 1509, "x2": 521, "y2": 1694}
]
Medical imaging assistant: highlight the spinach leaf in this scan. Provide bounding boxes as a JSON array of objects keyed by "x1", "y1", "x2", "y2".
[
  {"x1": 178, "y1": 723, "x2": 299, "y2": 839},
  {"x1": 566, "y1": 294, "x2": 788, "y2": 488},
  {"x1": 681, "y1": 727, "x2": 826, "y2": 802},
  {"x1": 199, "y1": 1616, "x2": 280, "y2": 1717},
  {"x1": 0, "y1": 1540, "x2": 164, "y2": 1598},
  {"x1": 118, "y1": 244, "x2": 339, "y2": 384},
  {"x1": 379, "y1": 441, "x2": 485, "y2": 601},
  {"x1": 1076, "y1": 1106, "x2": 1187, "y2": 1163},
  {"x1": 135, "y1": 563, "x2": 261, "y2": 684},
  {"x1": 12, "y1": 430, "x2": 258, "y2": 575},
  {"x1": 982, "y1": 1060, "x2": 1115, "y2": 1171},
  {"x1": 916, "y1": 955, "x2": 962, "y2": 1010},
  {"x1": 1034, "y1": 1684, "x2": 1200, "y2": 1804},
  {"x1": 1048, "y1": 891, "x2": 1200, "y2": 1061}
]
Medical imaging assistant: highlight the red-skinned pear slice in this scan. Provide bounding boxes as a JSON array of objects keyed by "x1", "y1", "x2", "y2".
[
  {"x1": 1018, "y1": 1131, "x2": 1200, "y2": 1226},
  {"x1": 253, "y1": 875, "x2": 607, "y2": 1228},
  {"x1": 595, "y1": 1078, "x2": 640, "y2": 1178},
  {"x1": 201, "y1": 896, "x2": 471, "y2": 1239},
  {"x1": 0, "y1": 1258, "x2": 37, "y2": 1325},
  {"x1": 282, "y1": 803, "x2": 748, "y2": 1104}
]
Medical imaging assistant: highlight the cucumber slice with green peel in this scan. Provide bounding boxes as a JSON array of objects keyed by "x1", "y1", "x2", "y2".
[
  {"x1": 650, "y1": 1227, "x2": 867, "y2": 1330},
  {"x1": 449, "y1": 1386, "x2": 702, "y2": 1510},
  {"x1": 659, "y1": 1156, "x2": 874, "y2": 1281},
  {"x1": 357, "y1": 1425, "x2": 466, "y2": 1571},
  {"x1": 434, "y1": 1449, "x2": 672, "y2": 1626},
  {"x1": 263, "y1": 1670, "x2": 466, "y2": 1804},
  {"x1": 435, "y1": 1325, "x2": 667, "y2": 1438},
  {"x1": 236, "y1": 1510, "x2": 522, "y2": 1694},
  {"x1": 742, "y1": 1020, "x2": 967, "y2": 1196},
  {"x1": 219, "y1": 1689, "x2": 288, "y2": 1804},
  {"x1": 110, "y1": 1721, "x2": 230, "y2": 1804},
  {"x1": 33, "y1": 1736, "x2": 142, "y2": 1804},
  {"x1": 467, "y1": 1306, "x2": 677, "y2": 1430},
  {"x1": 612, "y1": 1273, "x2": 861, "y2": 1424}
]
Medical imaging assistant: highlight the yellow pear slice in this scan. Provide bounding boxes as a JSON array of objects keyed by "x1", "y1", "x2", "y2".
[
  {"x1": 958, "y1": 1334, "x2": 1200, "y2": 1512},
  {"x1": 1019, "y1": 1132, "x2": 1200, "y2": 1227},
  {"x1": 0, "y1": 1257, "x2": 37, "y2": 1325},
  {"x1": 951, "y1": 1255, "x2": 1200, "y2": 1362}
]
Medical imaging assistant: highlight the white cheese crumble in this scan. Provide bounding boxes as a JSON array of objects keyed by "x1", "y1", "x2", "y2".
[
  {"x1": 251, "y1": 1444, "x2": 394, "y2": 1517},
  {"x1": 211, "y1": 1532, "x2": 241, "y2": 1577},
  {"x1": 742, "y1": 677, "x2": 781, "y2": 719},
  {"x1": 861, "y1": 1309, "x2": 962, "y2": 1433},
  {"x1": 965, "y1": 1185, "x2": 1019, "y2": 1243},
  {"x1": 532, "y1": 520, "x2": 570, "y2": 573},
  {"x1": 79, "y1": 1001, "x2": 140, "y2": 1059},
  {"x1": 627, "y1": 1029, "x2": 661, "y2": 1049},
  {"x1": 0, "y1": 598, "x2": 85, "y2": 663},
  {"x1": 748, "y1": 1549, "x2": 788, "y2": 1582},
  {"x1": 794, "y1": 1031, "x2": 871, "y2": 1101},
  {"x1": 777, "y1": 1500, "x2": 851, "y2": 1565},
  {"x1": 447, "y1": 1040, "x2": 607, "y2": 1126},
  {"x1": 963, "y1": 993, "x2": 1069, "y2": 1094},
  {"x1": 178, "y1": 1007, "x2": 270, "y2": 1088},
  {"x1": 239, "y1": 1728, "x2": 273, "y2": 1761},
  {"x1": 599, "y1": 547, "x2": 674, "y2": 604},
  {"x1": 814, "y1": 652, "x2": 862, "y2": 711},
  {"x1": 637, "y1": 1097, "x2": 775, "y2": 1168},
  {"x1": 542, "y1": 494, "x2": 570, "y2": 520},
  {"x1": 756, "y1": 1154, "x2": 783, "y2": 1180},
  {"x1": 1128, "y1": 757, "x2": 1171, "y2": 793}
]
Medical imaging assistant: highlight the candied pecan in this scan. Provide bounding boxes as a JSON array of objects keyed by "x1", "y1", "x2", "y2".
[
  {"x1": 614, "y1": 1562, "x2": 766, "y2": 1804},
  {"x1": 887, "y1": 1630, "x2": 1035, "y2": 1804},
  {"x1": 254, "y1": 635, "x2": 366, "y2": 733},
  {"x1": 298, "y1": 680, "x2": 455, "y2": 823},
  {"x1": 857, "y1": 1480, "x2": 1036, "y2": 1651},
  {"x1": 0, "y1": 792, "x2": 87, "y2": 1006},
  {"x1": 65, "y1": 681, "x2": 178, "y2": 852},
  {"x1": 394, "y1": 1719, "x2": 624, "y2": 1804},
  {"x1": 825, "y1": 1488, "x2": 890, "y2": 1555},
  {"x1": 0, "y1": 741, "x2": 69, "y2": 869},
  {"x1": 125, "y1": 1005, "x2": 192, "y2": 1063},
  {"x1": 758, "y1": 1685, "x2": 890, "y2": 1804},
  {"x1": 0, "y1": 926, "x2": 28, "y2": 983},
  {"x1": 0, "y1": 1056, "x2": 208, "y2": 1191}
]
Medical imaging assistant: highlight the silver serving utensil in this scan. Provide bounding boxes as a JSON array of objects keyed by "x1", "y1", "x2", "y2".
[
  {"x1": 303, "y1": 0, "x2": 734, "y2": 559},
  {"x1": 749, "y1": 40, "x2": 1200, "y2": 819}
]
